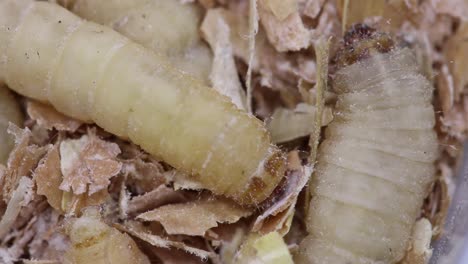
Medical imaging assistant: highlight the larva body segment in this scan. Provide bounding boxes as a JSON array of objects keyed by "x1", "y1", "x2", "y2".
[
  {"x1": 0, "y1": 85, "x2": 23, "y2": 164},
  {"x1": 0, "y1": 0, "x2": 285, "y2": 205},
  {"x1": 62, "y1": 0, "x2": 212, "y2": 83},
  {"x1": 297, "y1": 38, "x2": 438, "y2": 262},
  {"x1": 64, "y1": 210, "x2": 150, "y2": 264}
]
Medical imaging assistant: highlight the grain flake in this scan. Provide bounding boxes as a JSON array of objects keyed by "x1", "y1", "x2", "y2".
[
  {"x1": 137, "y1": 197, "x2": 252, "y2": 236},
  {"x1": 59, "y1": 131, "x2": 122, "y2": 195},
  {"x1": 26, "y1": 100, "x2": 82, "y2": 132}
]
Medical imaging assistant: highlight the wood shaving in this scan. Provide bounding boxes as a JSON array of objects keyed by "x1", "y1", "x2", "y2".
[
  {"x1": 252, "y1": 152, "x2": 310, "y2": 234},
  {"x1": 301, "y1": 0, "x2": 326, "y2": 19},
  {"x1": 26, "y1": 100, "x2": 82, "y2": 132},
  {"x1": 33, "y1": 143, "x2": 109, "y2": 215},
  {"x1": 399, "y1": 218, "x2": 433, "y2": 264},
  {"x1": 122, "y1": 159, "x2": 168, "y2": 194},
  {"x1": 118, "y1": 221, "x2": 218, "y2": 260},
  {"x1": 0, "y1": 177, "x2": 33, "y2": 239},
  {"x1": 127, "y1": 185, "x2": 187, "y2": 217},
  {"x1": 337, "y1": 0, "x2": 416, "y2": 31},
  {"x1": 59, "y1": 131, "x2": 122, "y2": 195},
  {"x1": 422, "y1": 174, "x2": 451, "y2": 238},
  {"x1": 444, "y1": 22, "x2": 468, "y2": 101},
  {"x1": 2, "y1": 125, "x2": 47, "y2": 202},
  {"x1": 34, "y1": 145, "x2": 63, "y2": 212},
  {"x1": 26, "y1": 208, "x2": 69, "y2": 262},
  {"x1": 431, "y1": 0, "x2": 468, "y2": 21},
  {"x1": 167, "y1": 170, "x2": 205, "y2": 191},
  {"x1": 246, "y1": 0, "x2": 259, "y2": 112},
  {"x1": 137, "y1": 198, "x2": 252, "y2": 236},
  {"x1": 263, "y1": 0, "x2": 297, "y2": 21},
  {"x1": 258, "y1": 0, "x2": 311, "y2": 52},
  {"x1": 308, "y1": 37, "x2": 329, "y2": 163},
  {"x1": 201, "y1": 9, "x2": 246, "y2": 110}
]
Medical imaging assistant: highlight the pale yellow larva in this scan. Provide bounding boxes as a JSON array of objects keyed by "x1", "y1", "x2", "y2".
[
  {"x1": 64, "y1": 209, "x2": 150, "y2": 264},
  {"x1": 296, "y1": 26, "x2": 438, "y2": 263},
  {"x1": 0, "y1": 0, "x2": 285, "y2": 205},
  {"x1": 60, "y1": 0, "x2": 213, "y2": 83},
  {"x1": 0, "y1": 85, "x2": 23, "y2": 164}
]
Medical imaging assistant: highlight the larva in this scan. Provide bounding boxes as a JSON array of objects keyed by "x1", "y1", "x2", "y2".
[
  {"x1": 296, "y1": 26, "x2": 438, "y2": 263},
  {"x1": 60, "y1": 0, "x2": 213, "y2": 83},
  {"x1": 64, "y1": 208, "x2": 150, "y2": 264},
  {"x1": 0, "y1": 85, "x2": 23, "y2": 164},
  {"x1": 0, "y1": 0, "x2": 285, "y2": 205}
]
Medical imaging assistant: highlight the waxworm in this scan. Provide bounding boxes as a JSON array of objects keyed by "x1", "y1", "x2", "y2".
[
  {"x1": 0, "y1": 0, "x2": 285, "y2": 205},
  {"x1": 0, "y1": 85, "x2": 23, "y2": 164},
  {"x1": 296, "y1": 25, "x2": 438, "y2": 264},
  {"x1": 64, "y1": 208, "x2": 150, "y2": 264},
  {"x1": 60, "y1": 0, "x2": 213, "y2": 83}
]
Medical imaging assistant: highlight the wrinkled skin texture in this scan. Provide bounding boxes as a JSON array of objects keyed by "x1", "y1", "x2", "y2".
[
  {"x1": 296, "y1": 48, "x2": 438, "y2": 263},
  {"x1": 63, "y1": 0, "x2": 213, "y2": 83}
]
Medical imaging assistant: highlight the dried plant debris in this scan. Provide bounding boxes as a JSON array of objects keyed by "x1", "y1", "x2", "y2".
[
  {"x1": 399, "y1": 218, "x2": 433, "y2": 264},
  {"x1": 0, "y1": 177, "x2": 34, "y2": 239},
  {"x1": 125, "y1": 185, "x2": 187, "y2": 217},
  {"x1": 26, "y1": 100, "x2": 83, "y2": 132},
  {"x1": 338, "y1": 0, "x2": 416, "y2": 31},
  {"x1": 246, "y1": 0, "x2": 259, "y2": 113},
  {"x1": 422, "y1": 174, "x2": 451, "y2": 238},
  {"x1": 34, "y1": 145, "x2": 63, "y2": 212},
  {"x1": 253, "y1": 151, "x2": 311, "y2": 234},
  {"x1": 1, "y1": 125, "x2": 47, "y2": 202},
  {"x1": 1, "y1": 0, "x2": 468, "y2": 262},
  {"x1": 59, "y1": 131, "x2": 121, "y2": 195},
  {"x1": 34, "y1": 144, "x2": 110, "y2": 215},
  {"x1": 201, "y1": 8, "x2": 246, "y2": 109},
  {"x1": 258, "y1": 0, "x2": 310, "y2": 52},
  {"x1": 437, "y1": 22, "x2": 468, "y2": 111},
  {"x1": 137, "y1": 197, "x2": 252, "y2": 236},
  {"x1": 118, "y1": 221, "x2": 218, "y2": 261}
]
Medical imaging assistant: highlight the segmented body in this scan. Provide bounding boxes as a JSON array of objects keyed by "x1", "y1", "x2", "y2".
[
  {"x1": 62, "y1": 0, "x2": 213, "y2": 83},
  {"x1": 0, "y1": 0, "x2": 285, "y2": 205},
  {"x1": 64, "y1": 212, "x2": 150, "y2": 264},
  {"x1": 297, "y1": 47, "x2": 438, "y2": 263}
]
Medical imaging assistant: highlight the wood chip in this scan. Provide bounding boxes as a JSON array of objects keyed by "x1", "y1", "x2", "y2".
[
  {"x1": 26, "y1": 100, "x2": 82, "y2": 132},
  {"x1": 118, "y1": 221, "x2": 218, "y2": 260},
  {"x1": 258, "y1": 0, "x2": 311, "y2": 52},
  {"x1": 201, "y1": 9, "x2": 246, "y2": 110},
  {"x1": 0, "y1": 177, "x2": 34, "y2": 239},
  {"x1": 253, "y1": 158, "x2": 310, "y2": 234},
  {"x1": 59, "y1": 131, "x2": 122, "y2": 195},
  {"x1": 127, "y1": 185, "x2": 187, "y2": 217},
  {"x1": 2, "y1": 125, "x2": 47, "y2": 202},
  {"x1": 263, "y1": 0, "x2": 297, "y2": 21},
  {"x1": 137, "y1": 198, "x2": 252, "y2": 236},
  {"x1": 399, "y1": 218, "x2": 433, "y2": 264},
  {"x1": 34, "y1": 145, "x2": 63, "y2": 212}
]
